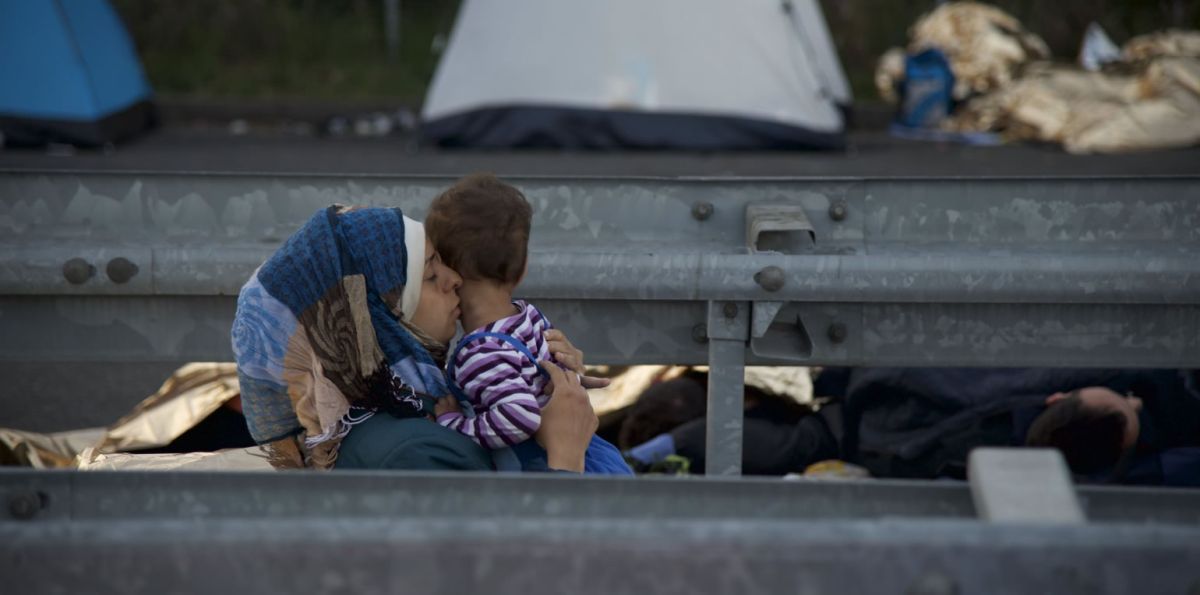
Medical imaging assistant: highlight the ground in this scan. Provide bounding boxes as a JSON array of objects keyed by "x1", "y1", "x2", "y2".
[{"x1": 3, "y1": 127, "x2": 1198, "y2": 177}]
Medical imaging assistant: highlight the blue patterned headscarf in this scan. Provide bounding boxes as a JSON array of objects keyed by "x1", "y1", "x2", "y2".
[{"x1": 231, "y1": 206, "x2": 449, "y2": 468}]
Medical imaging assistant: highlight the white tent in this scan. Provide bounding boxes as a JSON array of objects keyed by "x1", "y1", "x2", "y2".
[{"x1": 421, "y1": 0, "x2": 851, "y2": 150}]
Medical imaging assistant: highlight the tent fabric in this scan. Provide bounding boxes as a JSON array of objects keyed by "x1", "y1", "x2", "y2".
[
  {"x1": 0, "y1": 0, "x2": 154, "y2": 146},
  {"x1": 422, "y1": 0, "x2": 849, "y2": 150},
  {"x1": 423, "y1": 105, "x2": 846, "y2": 150},
  {"x1": 783, "y1": 0, "x2": 852, "y2": 107}
]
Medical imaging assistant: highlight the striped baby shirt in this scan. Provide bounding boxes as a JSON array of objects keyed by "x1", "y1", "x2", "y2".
[{"x1": 438, "y1": 300, "x2": 553, "y2": 450}]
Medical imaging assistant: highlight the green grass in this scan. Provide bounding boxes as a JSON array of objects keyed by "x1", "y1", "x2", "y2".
[
  {"x1": 112, "y1": 0, "x2": 459, "y2": 102},
  {"x1": 112, "y1": 0, "x2": 1198, "y2": 103}
]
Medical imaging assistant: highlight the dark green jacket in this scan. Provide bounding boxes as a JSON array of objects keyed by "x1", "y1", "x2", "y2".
[{"x1": 336, "y1": 415, "x2": 494, "y2": 471}]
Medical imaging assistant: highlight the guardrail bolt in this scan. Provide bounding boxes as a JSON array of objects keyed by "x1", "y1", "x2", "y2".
[
  {"x1": 8, "y1": 491, "x2": 45, "y2": 520},
  {"x1": 723, "y1": 302, "x2": 738, "y2": 319},
  {"x1": 906, "y1": 572, "x2": 958, "y2": 595},
  {"x1": 691, "y1": 202, "x2": 714, "y2": 221},
  {"x1": 62, "y1": 258, "x2": 95, "y2": 285},
  {"x1": 827, "y1": 322, "x2": 848, "y2": 344},
  {"x1": 692, "y1": 324, "x2": 709, "y2": 343},
  {"x1": 828, "y1": 200, "x2": 848, "y2": 222},
  {"x1": 754, "y1": 266, "x2": 785, "y2": 292},
  {"x1": 106, "y1": 257, "x2": 139, "y2": 284}
]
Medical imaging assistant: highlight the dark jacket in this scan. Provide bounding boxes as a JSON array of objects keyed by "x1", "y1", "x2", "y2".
[
  {"x1": 337, "y1": 415, "x2": 494, "y2": 471},
  {"x1": 836, "y1": 368, "x2": 1200, "y2": 484}
]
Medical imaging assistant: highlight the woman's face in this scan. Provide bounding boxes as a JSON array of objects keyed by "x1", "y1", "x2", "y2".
[{"x1": 409, "y1": 237, "x2": 462, "y2": 344}]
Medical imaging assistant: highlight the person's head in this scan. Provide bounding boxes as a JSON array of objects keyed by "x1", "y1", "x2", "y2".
[
  {"x1": 335, "y1": 209, "x2": 462, "y2": 352},
  {"x1": 406, "y1": 236, "x2": 464, "y2": 346},
  {"x1": 235, "y1": 206, "x2": 465, "y2": 470},
  {"x1": 618, "y1": 375, "x2": 708, "y2": 450},
  {"x1": 1025, "y1": 387, "x2": 1143, "y2": 475},
  {"x1": 424, "y1": 173, "x2": 532, "y2": 289}
]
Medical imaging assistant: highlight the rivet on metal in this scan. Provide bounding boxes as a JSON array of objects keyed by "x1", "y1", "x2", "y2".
[
  {"x1": 8, "y1": 491, "x2": 41, "y2": 520},
  {"x1": 723, "y1": 302, "x2": 738, "y2": 319},
  {"x1": 692, "y1": 324, "x2": 709, "y2": 344},
  {"x1": 827, "y1": 322, "x2": 848, "y2": 344},
  {"x1": 828, "y1": 200, "x2": 848, "y2": 222},
  {"x1": 62, "y1": 258, "x2": 95, "y2": 285},
  {"x1": 106, "y1": 257, "x2": 139, "y2": 284},
  {"x1": 691, "y1": 202, "x2": 714, "y2": 221},
  {"x1": 753, "y1": 266, "x2": 785, "y2": 292}
]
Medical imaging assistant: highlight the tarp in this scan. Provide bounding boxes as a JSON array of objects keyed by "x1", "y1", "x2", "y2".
[
  {"x1": 0, "y1": 363, "x2": 258, "y2": 471},
  {"x1": 422, "y1": 0, "x2": 849, "y2": 150},
  {"x1": 876, "y1": 2, "x2": 1200, "y2": 154},
  {"x1": 0, "y1": 0, "x2": 155, "y2": 146},
  {"x1": 589, "y1": 365, "x2": 814, "y2": 416},
  {"x1": 946, "y1": 57, "x2": 1200, "y2": 154}
]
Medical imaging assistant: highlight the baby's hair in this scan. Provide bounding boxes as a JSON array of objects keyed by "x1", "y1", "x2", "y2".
[{"x1": 426, "y1": 173, "x2": 531, "y2": 285}]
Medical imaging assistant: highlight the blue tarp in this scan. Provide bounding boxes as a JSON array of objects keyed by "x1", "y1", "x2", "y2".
[{"x1": 0, "y1": 0, "x2": 154, "y2": 146}]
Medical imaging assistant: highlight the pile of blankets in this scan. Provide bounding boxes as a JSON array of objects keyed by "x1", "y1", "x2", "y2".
[{"x1": 877, "y1": 2, "x2": 1200, "y2": 153}]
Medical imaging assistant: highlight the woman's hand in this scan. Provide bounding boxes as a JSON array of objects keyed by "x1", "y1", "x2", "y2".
[
  {"x1": 536, "y1": 361, "x2": 598, "y2": 473},
  {"x1": 544, "y1": 329, "x2": 611, "y2": 389},
  {"x1": 434, "y1": 395, "x2": 461, "y2": 418}
]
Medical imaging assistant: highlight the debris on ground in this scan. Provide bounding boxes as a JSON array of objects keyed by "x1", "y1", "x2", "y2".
[
  {"x1": 904, "y1": 1, "x2": 1049, "y2": 100},
  {"x1": 0, "y1": 363, "x2": 258, "y2": 470},
  {"x1": 877, "y1": 2, "x2": 1200, "y2": 153}
]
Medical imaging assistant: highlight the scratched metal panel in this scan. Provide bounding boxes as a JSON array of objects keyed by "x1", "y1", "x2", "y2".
[
  {"x1": 3, "y1": 172, "x2": 1199, "y2": 430},
  {"x1": 2, "y1": 471, "x2": 1199, "y2": 595},
  {"x1": 3, "y1": 173, "x2": 1197, "y2": 300}
]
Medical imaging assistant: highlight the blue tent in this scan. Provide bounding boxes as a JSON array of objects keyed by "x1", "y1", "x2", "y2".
[{"x1": 0, "y1": 0, "x2": 155, "y2": 147}]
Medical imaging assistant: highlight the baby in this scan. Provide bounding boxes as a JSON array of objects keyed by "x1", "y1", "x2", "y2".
[
  {"x1": 425, "y1": 173, "x2": 556, "y2": 469},
  {"x1": 426, "y1": 173, "x2": 633, "y2": 475}
]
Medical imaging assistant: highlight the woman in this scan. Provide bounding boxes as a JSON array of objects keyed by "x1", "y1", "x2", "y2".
[{"x1": 231, "y1": 204, "x2": 607, "y2": 473}]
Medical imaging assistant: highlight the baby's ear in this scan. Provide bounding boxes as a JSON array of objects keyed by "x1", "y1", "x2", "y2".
[{"x1": 1045, "y1": 392, "x2": 1067, "y2": 406}]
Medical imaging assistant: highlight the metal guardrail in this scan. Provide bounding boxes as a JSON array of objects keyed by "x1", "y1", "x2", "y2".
[
  {"x1": 2, "y1": 171, "x2": 1199, "y2": 473},
  {"x1": 1, "y1": 468, "x2": 1198, "y2": 594}
]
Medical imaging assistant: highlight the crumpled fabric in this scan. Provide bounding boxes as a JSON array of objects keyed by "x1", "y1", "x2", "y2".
[
  {"x1": 1122, "y1": 29, "x2": 1200, "y2": 62},
  {"x1": 0, "y1": 427, "x2": 105, "y2": 469},
  {"x1": 98, "y1": 362, "x2": 241, "y2": 453},
  {"x1": 945, "y1": 56, "x2": 1200, "y2": 153},
  {"x1": 587, "y1": 365, "x2": 813, "y2": 416},
  {"x1": 875, "y1": 1, "x2": 1049, "y2": 102},
  {"x1": 873, "y1": 2, "x2": 1200, "y2": 154},
  {"x1": 76, "y1": 447, "x2": 271, "y2": 472},
  {"x1": 874, "y1": 47, "x2": 908, "y2": 104},
  {"x1": 0, "y1": 363, "x2": 248, "y2": 469}
]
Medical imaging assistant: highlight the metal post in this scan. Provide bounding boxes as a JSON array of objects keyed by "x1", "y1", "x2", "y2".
[{"x1": 705, "y1": 301, "x2": 749, "y2": 476}]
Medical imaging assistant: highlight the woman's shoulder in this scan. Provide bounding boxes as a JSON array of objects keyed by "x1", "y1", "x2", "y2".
[{"x1": 336, "y1": 414, "x2": 494, "y2": 471}]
